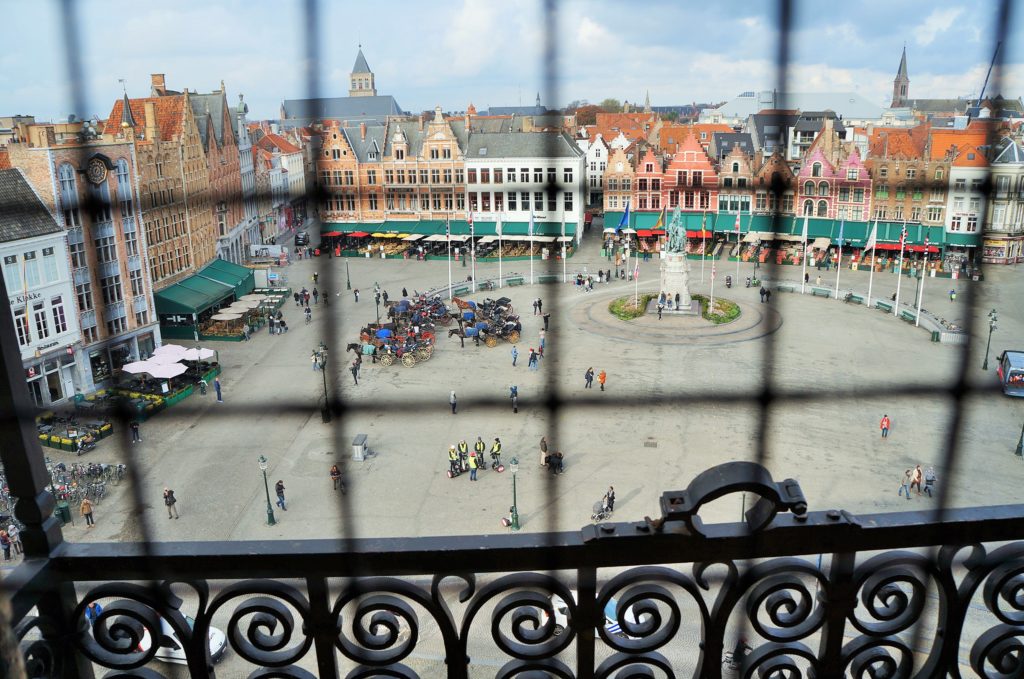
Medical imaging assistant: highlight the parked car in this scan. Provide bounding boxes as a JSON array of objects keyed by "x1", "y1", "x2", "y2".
[
  {"x1": 294, "y1": 231, "x2": 310, "y2": 247},
  {"x1": 542, "y1": 590, "x2": 643, "y2": 637},
  {"x1": 136, "y1": 615, "x2": 227, "y2": 665}
]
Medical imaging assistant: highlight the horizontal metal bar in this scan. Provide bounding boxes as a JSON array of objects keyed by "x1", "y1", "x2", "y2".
[{"x1": 47, "y1": 504, "x2": 1024, "y2": 581}]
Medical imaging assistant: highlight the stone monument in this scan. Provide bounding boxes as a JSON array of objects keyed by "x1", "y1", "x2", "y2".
[{"x1": 656, "y1": 208, "x2": 699, "y2": 315}]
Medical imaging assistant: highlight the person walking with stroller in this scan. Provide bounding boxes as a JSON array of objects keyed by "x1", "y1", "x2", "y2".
[{"x1": 604, "y1": 486, "x2": 616, "y2": 512}]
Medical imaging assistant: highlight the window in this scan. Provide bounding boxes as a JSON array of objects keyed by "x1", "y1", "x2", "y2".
[
  {"x1": 521, "y1": 192, "x2": 530, "y2": 210},
  {"x1": 812, "y1": 162, "x2": 822, "y2": 177},
  {"x1": 692, "y1": 172, "x2": 702, "y2": 187},
  {"x1": 927, "y1": 207, "x2": 942, "y2": 221},
  {"x1": 893, "y1": 206, "x2": 903, "y2": 220},
  {"x1": 50, "y1": 296, "x2": 67, "y2": 334},
  {"x1": 853, "y1": 188, "x2": 864, "y2": 203},
  {"x1": 100, "y1": 275, "x2": 123, "y2": 305},
  {"x1": 839, "y1": 188, "x2": 850, "y2": 202},
  {"x1": 607, "y1": 179, "x2": 618, "y2": 191},
  {"x1": 969, "y1": 197, "x2": 980, "y2": 211},
  {"x1": 3, "y1": 255, "x2": 21, "y2": 293},
  {"x1": 129, "y1": 268, "x2": 144, "y2": 297},
  {"x1": 783, "y1": 194, "x2": 794, "y2": 212},
  {"x1": 467, "y1": 169, "x2": 477, "y2": 184},
  {"x1": 563, "y1": 168, "x2": 573, "y2": 183},
  {"x1": 494, "y1": 169, "x2": 503, "y2": 184},
  {"x1": 345, "y1": 170, "x2": 355, "y2": 185},
  {"x1": 432, "y1": 195, "x2": 441, "y2": 210},
  {"x1": 644, "y1": 163, "x2": 654, "y2": 173},
  {"x1": 818, "y1": 182, "x2": 829, "y2": 197},
  {"x1": 369, "y1": 194, "x2": 378, "y2": 211},
  {"x1": 431, "y1": 169, "x2": 440, "y2": 184},
  {"x1": 23, "y1": 251, "x2": 40, "y2": 288},
  {"x1": 443, "y1": 169, "x2": 452, "y2": 183},
  {"x1": 418, "y1": 169, "x2": 428, "y2": 184},
  {"x1": 135, "y1": 310, "x2": 149, "y2": 326},
  {"x1": 930, "y1": 188, "x2": 944, "y2": 201},
  {"x1": 87, "y1": 180, "x2": 112, "y2": 222},
  {"x1": 536, "y1": 192, "x2": 545, "y2": 211},
  {"x1": 395, "y1": 149, "x2": 405, "y2": 160},
  {"x1": 638, "y1": 179, "x2": 648, "y2": 191},
  {"x1": 83, "y1": 325, "x2": 98, "y2": 344},
  {"x1": 906, "y1": 168, "x2": 916, "y2": 180},
  {"x1": 652, "y1": 179, "x2": 661, "y2": 191},
  {"x1": 534, "y1": 168, "x2": 543, "y2": 183},
  {"x1": 33, "y1": 302, "x2": 49, "y2": 340},
  {"x1": 107, "y1": 316, "x2": 127, "y2": 336},
  {"x1": 482, "y1": 192, "x2": 491, "y2": 211},
  {"x1": 420, "y1": 195, "x2": 429, "y2": 210},
  {"x1": 639, "y1": 197, "x2": 648, "y2": 210},
  {"x1": 651, "y1": 195, "x2": 660, "y2": 210},
  {"x1": 996, "y1": 176, "x2": 1011, "y2": 195},
  {"x1": 521, "y1": 169, "x2": 529, "y2": 183},
  {"x1": 622, "y1": 179, "x2": 631, "y2": 190},
  {"x1": 442, "y1": 148, "x2": 451, "y2": 159},
  {"x1": 951, "y1": 216, "x2": 962, "y2": 231},
  {"x1": 386, "y1": 194, "x2": 395, "y2": 211},
  {"x1": 954, "y1": 178, "x2": 966, "y2": 191},
  {"x1": 970, "y1": 179, "x2": 983, "y2": 191},
  {"x1": 732, "y1": 162, "x2": 740, "y2": 172},
  {"x1": 396, "y1": 170, "x2": 405, "y2": 184},
  {"x1": 912, "y1": 190, "x2": 923, "y2": 201},
  {"x1": 13, "y1": 307, "x2": 29, "y2": 346},
  {"x1": 507, "y1": 168, "x2": 516, "y2": 182},
  {"x1": 847, "y1": 168, "x2": 859, "y2": 181},
  {"x1": 345, "y1": 195, "x2": 355, "y2": 211},
  {"x1": 495, "y1": 193, "x2": 503, "y2": 212},
  {"x1": 803, "y1": 181, "x2": 815, "y2": 195},
  {"x1": 455, "y1": 193, "x2": 465, "y2": 210},
  {"x1": 953, "y1": 197, "x2": 964, "y2": 211},
  {"x1": 95, "y1": 236, "x2": 117, "y2": 263},
  {"x1": 384, "y1": 170, "x2": 394, "y2": 184},
  {"x1": 481, "y1": 169, "x2": 490, "y2": 184},
  {"x1": 367, "y1": 170, "x2": 376, "y2": 185},
  {"x1": 677, "y1": 171, "x2": 687, "y2": 185},
  {"x1": 756, "y1": 192, "x2": 767, "y2": 210},
  {"x1": 967, "y1": 215, "x2": 978, "y2": 232},
  {"x1": 508, "y1": 192, "x2": 517, "y2": 211},
  {"x1": 430, "y1": 148, "x2": 439, "y2": 160},
  {"x1": 935, "y1": 168, "x2": 944, "y2": 180},
  {"x1": 332, "y1": 149, "x2": 341, "y2": 160},
  {"x1": 911, "y1": 207, "x2": 922, "y2": 221},
  {"x1": 723, "y1": 177, "x2": 733, "y2": 188},
  {"x1": 817, "y1": 200, "x2": 827, "y2": 216},
  {"x1": 455, "y1": 170, "x2": 464, "y2": 184},
  {"x1": 42, "y1": 247, "x2": 59, "y2": 282},
  {"x1": 684, "y1": 191, "x2": 694, "y2": 209},
  {"x1": 124, "y1": 227, "x2": 139, "y2": 257}
]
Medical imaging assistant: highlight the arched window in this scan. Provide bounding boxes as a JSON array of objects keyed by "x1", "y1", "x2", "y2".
[
  {"x1": 58, "y1": 164, "x2": 77, "y2": 205},
  {"x1": 818, "y1": 181, "x2": 829, "y2": 196},
  {"x1": 817, "y1": 200, "x2": 827, "y2": 216},
  {"x1": 812, "y1": 162, "x2": 822, "y2": 177},
  {"x1": 803, "y1": 181, "x2": 814, "y2": 196},
  {"x1": 732, "y1": 162, "x2": 739, "y2": 172},
  {"x1": 803, "y1": 200, "x2": 814, "y2": 215},
  {"x1": 115, "y1": 159, "x2": 131, "y2": 199}
]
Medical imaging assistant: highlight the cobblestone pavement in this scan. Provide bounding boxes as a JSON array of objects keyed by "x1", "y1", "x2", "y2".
[{"x1": 29, "y1": 224, "x2": 1023, "y2": 676}]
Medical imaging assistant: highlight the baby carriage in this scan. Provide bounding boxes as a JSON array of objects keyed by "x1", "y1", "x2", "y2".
[{"x1": 591, "y1": 496, "x2": 613, "y2": 523}]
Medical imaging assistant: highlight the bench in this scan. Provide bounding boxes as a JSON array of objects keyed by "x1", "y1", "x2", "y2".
[
  {"x1": 452, "y1": 286, "x2": 470, "y2": 296},
  {"x1": 900, "y1": 310, "x2": 917, "y2": 323},
  {"x1": 811, "y1": 287, "x2": 832, "y2": 298},
  {"x1": 537, "y1": 274, "x2": 561, "y2": 284},
  {"x1": 846, "y1": 294, "x2": 865, "y2": 305},
  {"x1": 875, "y1": 300, "x2": 893, "y2": 313},
  {"x1": 507, "y1": 277, "x2": 526, "y2": 287},
  {"x1": 775, "y1": 284, "x2": 796, "y2": 293}
]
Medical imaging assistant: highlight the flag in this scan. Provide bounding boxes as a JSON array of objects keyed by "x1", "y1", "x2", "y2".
[
  {"x1": 712, "y1": 264, "x2": 716, "y2": 279},
  {"x1": 899, "y1": 222, "x2": 907, "y2": 249},
  {"x1": 863, "y1": 222, "x2": 878, "y2": 253},
  {"x1": 700, "y1": 212, "x2": 708, "y2": 237},
  {"x1": 445, "y1": 218, "x2": 450, "y2": 241},
  {"x1": 617, "y1": 200, "x2": 630, "y2": 234},
  {"x1": 633, "y1": 262, "x2": 639, "y2": 280},
  {"x1": 495, "y1": 216, "x2": 502, "y2": 236},
  {"x1": 653, "y1": 207, "x2": 665, "y2": 231},
  {"x1": 837, "y1": 220, "x2": 845, "y2": 248},
  {"x1": 528, "y1": 211, "x2": 535, "y2": 237},
  {"x1": 734, "y1": 213, "x2": 741, "y2": 233},
  {"x1": 801, "y1": 215, "x2": 809, "y2": 254}
]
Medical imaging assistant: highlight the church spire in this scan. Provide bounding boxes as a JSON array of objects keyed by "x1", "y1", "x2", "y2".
[
  {"x1": 643, "y1": 90, "x2": 651, "y2": 114},
  {"x1": 891, "y1": 45, "x2": 909, "y2": 108}
]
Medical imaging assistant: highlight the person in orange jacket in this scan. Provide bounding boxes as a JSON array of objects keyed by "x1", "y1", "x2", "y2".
[
  {"x1": 880, "y1": 414, "x2": 891, "y2": 438},
  {"x1": 597, "y1": 370, "x2": 607, "y2": 392}
]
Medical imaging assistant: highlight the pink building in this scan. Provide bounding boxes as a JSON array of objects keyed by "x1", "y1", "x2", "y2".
[{"x1": 797, "y1": 147, "x2": 871, "y2": 221}]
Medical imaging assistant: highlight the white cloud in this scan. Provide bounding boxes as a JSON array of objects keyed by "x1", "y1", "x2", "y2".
[
  {"x1": 914, "y1": 7, "x2": 963, "y2": 46},
  {"x1": 442, "y1": 0, "x2": 506, "y2": 77}
]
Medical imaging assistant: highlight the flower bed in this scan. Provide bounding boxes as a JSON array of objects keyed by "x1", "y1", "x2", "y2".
[
  {"x1": 692, "y1": 294, "x2": 741, "y2": 325},
  {"x1": 609, "y1": 293, "x2": 658, "y2": 320}
]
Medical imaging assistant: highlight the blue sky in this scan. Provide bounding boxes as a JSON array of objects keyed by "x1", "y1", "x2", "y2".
[{"x1": 2, "y1": 0, "x2": 1021, "y2": 122}]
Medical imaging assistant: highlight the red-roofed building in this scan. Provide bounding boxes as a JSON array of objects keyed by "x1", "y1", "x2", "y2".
[
  {"x1": 865, "y1": 124, "x2": 949, "y2": 227},
  {"x1": 660, "y1": 134, "x2": 719, "y2": 213},
  {"x1": 254, "y1": 132, "x2": 308, "y2": 239},
  {"x1": 104, "y1": 76, "x2": 215, "y2": 289}
]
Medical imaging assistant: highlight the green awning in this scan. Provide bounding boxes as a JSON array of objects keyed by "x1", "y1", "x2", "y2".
[
  {"x1": 322, "y1": 220, "x2": 576, "y2": 237},
  {"x1": 154, "y1": 259, "x2": 252, "y2": 318},
  {"x1": 154, "y1": 285, "x2": 214, "y2": 316},
  {"x1": 197, "y1": 259, "x2": 255, "y2": 296},
  {"x1": 944, "y1": 233, "x2": 981, "y2": 246}
]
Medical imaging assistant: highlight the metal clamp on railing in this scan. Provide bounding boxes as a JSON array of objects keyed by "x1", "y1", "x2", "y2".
[{"x1": 654, "y1": 461, "x2": 807, "y2": 536}]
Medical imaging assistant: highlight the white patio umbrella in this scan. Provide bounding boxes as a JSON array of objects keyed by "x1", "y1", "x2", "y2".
[
  {"x1": 181, "y1": 347, "x2": 216, "y2": 361},
  {"x1": 145, "y1": 362, "x2": 187, "y2": 379},
  {"x1": 211, "y1": 313, "x2": 242, "y2": 321},
  {"x1": 149, "y1": 351, "x2": 189, "y2": 365},
  {"x1": 239, "y1": 294, "x2": 263, "y2": 301},
  {"x1": 152, "y1": 344, "x2": 188, "y2": 358},
  {"x1": 121, "y1": 360, "x2": 155, "y2": 374}
]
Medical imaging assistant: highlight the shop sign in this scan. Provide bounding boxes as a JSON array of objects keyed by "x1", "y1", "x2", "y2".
[
  {"x1": 37, "y1": 340, "x2": 58, "y2": 351},
  {"x1": 25, "y1": 364, "x2": 39, "y2": 379},
  {"x1": 9, "y1": 291, "x2": 41, "y2": 306}
]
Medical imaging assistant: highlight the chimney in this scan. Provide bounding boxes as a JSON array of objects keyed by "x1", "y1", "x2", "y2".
[
  {"x1": 150, "y1": 74, "x2": 166, "y2": 96},
  {"x1": 144, "y1": 101, "x2": 158, "y2": 141},
  {"x1": 360, "y1": 122, "x2": 367, "y2": 140},
  {"x1": 418, "y1": 114, "x2": 424, "y2": 132},
  {"x1": 464, "y1": 111, "x2": 470, "y2": 132}
]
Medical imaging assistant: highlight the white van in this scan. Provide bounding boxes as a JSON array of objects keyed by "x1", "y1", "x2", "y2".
[
  {"x1": 542, "y1": 590, "x2": 642, "y2": 637},
  {"x1": 137, "y1": 616, "x2": 227, "y2": 665}
]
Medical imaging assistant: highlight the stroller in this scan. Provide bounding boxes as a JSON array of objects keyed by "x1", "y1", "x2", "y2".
[{"x1": 591, "y1": 496, "x2": 613, "y2": 523}]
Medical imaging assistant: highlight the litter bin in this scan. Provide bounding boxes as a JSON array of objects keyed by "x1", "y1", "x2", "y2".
[
  {"x1": 931, "y1": 331, "x2": 941, "y2": 343},
  {"x1": 352, "y1": 434, "x2": 367, "y2": 462},
  {"x1": 55, "y1": 501, "x2": 71, "y2": 525}
]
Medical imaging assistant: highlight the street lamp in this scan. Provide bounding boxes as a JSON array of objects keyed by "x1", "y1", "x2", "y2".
[
  {"x1": 982, "y1": 309, "x2": 998, "y2": 370},
  {"x1": 258, "y1": 455, "x2": 276, "y2": 526},
  {"x1": 509, "y1": 457, "x2": 520, "y2": 531},
  {"x1": 374, "y1": 293, "x2": 381, "y2": 325},
  {"x1": 1016, "y1": 422, "x2": 1024, "y2": 458},
  {"x1": 345, "y1": 258, "x2": 351, "y2": 291},
  {"x1": 316, "y1": 344, "x2": 330, "y2": 423}
]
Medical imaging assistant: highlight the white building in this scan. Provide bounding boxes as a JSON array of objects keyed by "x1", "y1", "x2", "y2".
[
  {"x1": 463, "y1": 131, "x2": 585, "y2": 243},
  {"x1": 702, "y1": 90, "x2": 915, "y2": 128},
  {"x1": 235, "y1": 95, "x2": 261, "y2": 257},
  {"x1": 1, "y1": 169, "x2": 82, "y2": 406},
  {"x1": 576, "y1": 133, "x2": 608, "y2": 207},
  {"x1": 984, "y1": 139, "x2": 1024, "y2": 263},
  {"x1": 944, "y1": 153, "x2": 988, "y2": 271},
  {"x1": 255, "y1": 133, "x2": 307, "y2": 236}
]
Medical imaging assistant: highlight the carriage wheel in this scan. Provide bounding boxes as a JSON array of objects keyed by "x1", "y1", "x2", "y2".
[
  {"x1": 485, "y1": 336, "x2": 498, "y2": 348},
  {"x1": 415, "y1": 347, "x2": 431, "y2": 360},
  {"x1": 507, "y1": 330, "x2": 520, "y2": 344},
  {"x1": 402, "y1": 353, "x2": 417, "y2": 367},
  {"x1": 379, "y1": 354, "x2": 395, "y2": 367},
  {"x1": 421, "y1": 331, "x2": 435, "y2": 344}
]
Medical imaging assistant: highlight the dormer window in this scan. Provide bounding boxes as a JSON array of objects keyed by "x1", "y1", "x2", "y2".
[
  {"x1": 847, "y1": 169, "x2": 859, "y2": 181},
  {"x1": 811, "y1": 162, "x2": 822, "y2": 177},
  {"x1": 396, "y1": 149, "x2": 405, "y2": 160},
  {"x1": 645, "y1": 163, "x2": 653, "y2": 172}
]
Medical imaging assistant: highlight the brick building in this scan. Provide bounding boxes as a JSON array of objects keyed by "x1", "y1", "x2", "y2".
[
  {"x1": 602, "y1": 146, "x2": 634, "y2": 213},
  {"x1": 105, "y1": 79, "x2": 215, "y2": 290},
  {"x1": 6, "y1": 119, "x2": 159, "y2": 390},
  {"x1": 866, "y1": 125, "x2": 949, "y2": 227}
]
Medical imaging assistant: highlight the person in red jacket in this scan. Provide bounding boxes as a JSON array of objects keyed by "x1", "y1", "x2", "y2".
[{"x1": 880, "y1": 414, "x2": 891, "y2": 438}]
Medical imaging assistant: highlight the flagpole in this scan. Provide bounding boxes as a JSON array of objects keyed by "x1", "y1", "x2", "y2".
[
  {"x1": 701, "y1": 210, "x2": 706, "y2": 283},
  {"x1": 800, "y1": 215, "x2": 809, "y2": 294},
  {"x1": 470, "y1": 214, "x2": 477, "y2": 293},
  {"x1": 866, "y1": 222, "x2": 877, "y2": 309},
  {"x1": 709, "y1": 264, "x2": 716, "y2": 316},
  {"x1": 447, "y1": 218, "x2": 453, "y2": 300},
  {"x1": 834, "y1": 221, "x2": 844, "y2": 300},
  {"x1": 634, "y1": 246, "x2": 639, "y2": 307},
  {"x1": 529, "y1": 212, "x2": 535, "y2": 285},
  {"x1": 561, "y1": 215, "x2": 567, "y2": 283},
  {"x1": 916, "y1": 236, "x2": 928, "y2": 327},
  {"x1": 498, "y1": 214, "x2": 503, "y2": 288},
  {"x1": 735, "y1": 212, "x2": 742, "y2": 286},
  {"x1": 893, "y1": 220, "x2": 906, "y2": 317}
]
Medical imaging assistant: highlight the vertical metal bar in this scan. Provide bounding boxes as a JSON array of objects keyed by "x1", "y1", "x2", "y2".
[
  {"x1": 306, "y1": 576, "x2": 340, "y2": 679},
  {"x1": 575, "y1": 567, "x2": 597, "y2": 678},
  {"x1": 815, "y1": 552, "x2": 856, "y2": 676}
]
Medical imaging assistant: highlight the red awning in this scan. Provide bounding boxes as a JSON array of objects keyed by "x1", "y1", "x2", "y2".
[
  {"x1": 636, "y1": 229, "x2": 653, "y2": 237},
  {"x1": 874, "y1": 243, "x2": 938, "y2": 253},
  {"x1": 349, "y1": 232, "x2": 370, "y2": 238},
  {"x1": 650, "y1": 229, "x2": 666, "y2": 236},
  {"x1": 322, "y1": 231, "x2": 342, "y2": 237},
  {"x1": 686, "y1": 230, "x2": 711, "y2": 238}
]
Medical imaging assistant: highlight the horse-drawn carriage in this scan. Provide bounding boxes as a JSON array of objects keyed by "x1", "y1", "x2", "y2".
[
  {"x1": 449, "y1": 296, "x2": 521, "y2": 347},
  {"x1": 352, "y1": 324, "x2": 436, "y2": 367}
]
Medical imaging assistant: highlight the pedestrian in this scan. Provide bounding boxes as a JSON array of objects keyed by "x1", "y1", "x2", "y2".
[
  {"x1": 312, "y1": 351, "x2": 320, "y2": 371},
  {"x1": 804, "y1": 272, "x2": 809, "y2": 284},
  {"x1": 0, "y1": 531, "x2": 10, "y2": 560},
  {"x1": 7, "y1": 523, "x2": 21, "y2": 555},
  {"x1": 604, "y1": 486, "x2": 616, "y2": 512},
  {"x1": 949, "y1": 289, "x2": 956, "y2": 302},
  {"x1": 537, "y1": 299, "x2": 543, "y2": 314},
  {"x1": 214, "y1": 376, "x2": 222, "y2": 402},
  {"x1": 510, "y1": 385, "x2": 519, "y2": 413},
  {"x1": 85, "y1": 602, "x2": 103, "y2": 626},
  {"x1": 880, "y1": 414, "x2": 891, "y2": 438},
  {"x1": 539, "y1": 329, "x2": 546, "y2": 352},
  {"x1": 275, "y1": 480, "x2": 287, "y2": 510},
  {"x1": 910, "y1": 465, "x2": 923, "y2": 495},
  {"x1": 402, "y1": 287, "x2": 408, "y2": 298},
  {"x1": 354, "y1": 353, "x2": 362, "y2": 376},
  {"x1": 539, "y1": 436, "x2": 549, "y2": 467},
  {"x1": 312, "y1": 271, "x2": 319, "y2": 284},
  {"x1": 269, "y1": 317, "x2": 276, "y2": 335},
  {"x1": 330, "y1": 464, "x2": 342, "y2": 491},
  {"x1": 759, "y1": 286, "x2": 766, "y2": 303},
  {"x1": 474, "y1": 437, "x2": 486, "y2": 470},
  {"x1": 815, "y1": 275, "x2": 822, "y2": 286},
  {"x1": 898, "y1": 469, "x2": 911, "y2": 499},
  {"x1": 599, "y1": 270, "x2": 604, "y2": 283},
  {"x1": 468, "y1": 451, "x2": 479, "y2": 481},
  {"x1": 532, "y1": 299, "x2": 539, "y2": 315},
  {"x1": 764, "y1": 289, "x2": 771, "y2": 304},
  {"x1": 448, "y1": 445, "x2": 460, "y2": 475},
  {"x1": 923, "y1": 467, "x2": 937, "y2": 497},
  {"x1": 597, "y1": 370, "x2": 607, "y2": 391},
  {"x1": 354, "y1": 289, "x2": 360, "y2": 302},
  {"x1": 164, "y1": 488, "x2": 179, "y2": 518},
  {"x1": 382, "y1": 290, "x2": 389, "y2": 304},
  {"x1": 543, "y1": 312, "x2": 550, "y2": 331},
  {"x1": 294, "y1": 291, "x2": 301, "y2": 306},
  {"x1": 528, "y1": 348, "x2": 538, "y2": 371},
  {"x1": 584, "y1": 367, "x2": 594, "y2": 389},
  {"x1": 81, "y1": 497, "x2": 95, "y2": 526},
  {"x1": 280, "y1": 319, "x2": 288, "y2": 333},
  {"x1": 304, "y1": 291, "x2": 310, "y2": 307},
  {"x1": 511, "y1": 346, "x2": 518, "y2": 367},
  {"x1": 449, "y1": 390, "x2": 457, "y2": 414},
  {"x1": 130, "y1": 420, "x2": 141, "y2": 443},
  {"x1": 350, "y1": 360, "x2": 359, "y2": 385},
  {"x1": 657, "y1": 303, "x2": 663, "y2": 320},
  {"x1": 313, "y1": 288, "x2": 319, "y2": 305}
]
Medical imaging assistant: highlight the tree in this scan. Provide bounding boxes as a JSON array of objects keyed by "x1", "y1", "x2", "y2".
[
  {"x1": 660, "y1": 111, "x2": 679, "y2": 122},
  {"x1": 574, "y1": 105, "x2": 603, "y2": 126},
  {"x1": 563, "y1": 99, "x2": 589, "y2": 113},
  {"x1": 599, "y1": 98, "x2": 622, "y2": 113}
]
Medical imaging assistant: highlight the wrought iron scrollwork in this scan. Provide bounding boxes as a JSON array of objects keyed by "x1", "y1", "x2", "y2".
[{"x1": 205, "y1": 580, "x2": 312, "y2": 669}]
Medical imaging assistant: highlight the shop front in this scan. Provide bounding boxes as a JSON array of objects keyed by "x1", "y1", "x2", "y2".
[
  {"x1": 982, "y1": 235, "x2": 1024, "y2": 264},
  {"x1": 77, "y1": 326, "x2": 161, "y2": 393},
  {"x1": 23, "y1": 345, "x2": 77, "y2": 408}
]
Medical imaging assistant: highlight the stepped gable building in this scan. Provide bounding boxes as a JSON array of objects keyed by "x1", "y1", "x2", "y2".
[
  {"x1": 105, "y1": 78, "x2": 215, "y2": 289},
  {"x1": 660, "y1": 133, "x2": 719, "y2": 213},
  {"x1": 5, "y1": 117, "x2": 159, "y2": 390},
  {"x1": 602, "y1": 146, "x2": 635, "y2": 212},
  {"x1": 866, "y1": 125, "x2": 949, "y2": 227},
  {"x1": 280, "y1": 49, "x2": 404, "y2": 126},
  {"x1": 752, "y1": 150, "x2": 797, "y2": 216},
  {"x1": 795, "y1": 124, "x2": 871, "y2": 221}
]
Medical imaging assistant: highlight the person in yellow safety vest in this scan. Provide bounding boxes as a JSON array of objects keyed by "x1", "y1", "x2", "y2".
[
  {"x1": 490, "y1": 437, "x2": 502, "y2": 468},
  {"x1": 474, "y1": 437, "x2": 486, "y2": 470},
  {"x1": 468, "y1": 451, "x2": 479, "y2": 481},
  {"x1": 448, "y1": 445, "x2": 459, "y2": 475},
  {"x1": 457, "y1": 440, "x2": 469, "y2": 468}
]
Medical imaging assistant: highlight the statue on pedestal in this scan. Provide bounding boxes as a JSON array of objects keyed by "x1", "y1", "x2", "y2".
[{"x1": 659, "y1": 207, "x2": 694, "y2": 313}]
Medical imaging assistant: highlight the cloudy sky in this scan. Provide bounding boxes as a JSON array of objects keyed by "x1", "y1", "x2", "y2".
[{"x1": 2, "y1": 0, "x2": 1022, "y2": 122}]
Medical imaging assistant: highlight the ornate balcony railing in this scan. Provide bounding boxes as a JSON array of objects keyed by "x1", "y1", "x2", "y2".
[{"x1": 5, "y1": 463, "x2": 1024, "y2": 678}]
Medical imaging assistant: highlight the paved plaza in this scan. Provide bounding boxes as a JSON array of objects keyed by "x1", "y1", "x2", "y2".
[{"x1": 37, "y1": 226, "x2": 1023, "y2": 549}]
